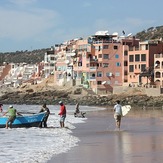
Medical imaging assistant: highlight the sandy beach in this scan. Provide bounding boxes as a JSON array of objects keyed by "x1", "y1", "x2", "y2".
[{"x1": 48, "y1": 109, "x2": 163, "y2": 163}]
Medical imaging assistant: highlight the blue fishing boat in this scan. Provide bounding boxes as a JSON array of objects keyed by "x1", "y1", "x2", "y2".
[{"x1": 0, "y1": 112, "x2": 46, "y2": 128}]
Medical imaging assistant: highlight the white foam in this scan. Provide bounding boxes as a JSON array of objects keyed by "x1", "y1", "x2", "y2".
[{"x1": 0, "y1": 104, "x2": 101, "y2": 163}]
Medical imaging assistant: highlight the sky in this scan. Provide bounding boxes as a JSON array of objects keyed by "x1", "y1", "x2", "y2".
[{"x1": 0, "y1": 0, "x2": 163, "y2": 52}]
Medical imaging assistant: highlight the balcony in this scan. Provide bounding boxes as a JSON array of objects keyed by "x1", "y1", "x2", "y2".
[
  {"x1": 88, "y1": 77, "x2": 96, "y2": 81},
  {"x1": 90, "y1": 67, "x2": 97, "y2": 71},
  {"x1": 155, "y1": 54, "x2": 163, "y2": 58}
]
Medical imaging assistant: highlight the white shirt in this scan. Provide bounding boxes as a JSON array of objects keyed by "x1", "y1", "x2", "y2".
[{"x1": 114, "y1": 104, "x2": 122, "y2": 115}]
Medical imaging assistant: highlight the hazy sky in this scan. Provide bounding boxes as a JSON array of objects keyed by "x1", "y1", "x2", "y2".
[{"x1": 0, "y1": 0, "x2": 162, "y2": 52}]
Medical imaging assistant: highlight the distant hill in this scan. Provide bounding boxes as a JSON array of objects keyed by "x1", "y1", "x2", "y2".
[
  {"x1": 135, "y1": 25, "x2": 163, "y2": 41},
  {"x1": 0, "y1": 25, "x2": 163, "y2": 65},
  {"x1": 0, "y1": 48, "x2": 49, "y2": 65}
]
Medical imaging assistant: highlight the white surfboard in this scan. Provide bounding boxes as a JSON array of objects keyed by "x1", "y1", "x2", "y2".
[{"x1": 122, "y1": 105, "x2": 131, "y2": 116}]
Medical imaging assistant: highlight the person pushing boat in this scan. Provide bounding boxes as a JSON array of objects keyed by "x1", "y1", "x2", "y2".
[
  {"x1": 3, "y1": 105, "x2": 22, "y2": 129},
  {"x1": 39, "y1": 103, "x2": 50, "y2": 128}
]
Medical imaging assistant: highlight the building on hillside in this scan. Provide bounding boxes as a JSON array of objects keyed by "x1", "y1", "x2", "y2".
[
  {"x1": 154, "y1": 53, "x2": 163, "y2": 87},
  {"x1": 45, "y1": 31, "x2": 163, "y2": 95},
  {"x1": 53, "y1": 39, "x2": 79, "y2": 86},
  {"x1": 43, "y1": 48, "x2": 56, "y2": 78},
  {"x1": 128, "y1": 40, "x2": 163, "y2": 87},
  {"x1": 72, "y1": 31, "x2": 139, "y2": 94}
]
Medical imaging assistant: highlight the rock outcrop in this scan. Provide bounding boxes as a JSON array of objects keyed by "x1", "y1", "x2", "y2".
[{"x1": 0, "y1": 84, "x2": 163, "y2": 109}]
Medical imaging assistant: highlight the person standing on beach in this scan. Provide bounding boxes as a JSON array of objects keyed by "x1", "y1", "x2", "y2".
[
  {"x1": 58, "y1": 101, "x2": 66, "y2": 128},
  {"x1": 3, "y1": 105, "x2": 22, "y2": 129},
  {"x1": 75, "y1": 103, "x2": 80, "y2": 114},
  {"x1": 39, "y1": 103, "x2": 50, "y2": 128},
  {"x1": 113, "y1": 100, "x2": 123, "y2": 130}
]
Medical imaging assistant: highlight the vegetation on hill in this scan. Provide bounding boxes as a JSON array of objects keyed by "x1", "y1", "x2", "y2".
[
  {"x1": 0, "y1": 25, "x2": 163, "y2": 65},
  {"x1": 135, "y1": 25, "x2": 163, "y2": 41},
  {"x1": 0, "y1": 48, "x2": 49, "y2": 65}
]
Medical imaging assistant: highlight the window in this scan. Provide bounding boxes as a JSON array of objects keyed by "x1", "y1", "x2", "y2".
[
  {"x1": 124, "y1": 70, "x2": 128, "y2": 75},
  {"x1": 50, "y1": 57, "x2": 55, "y2": 60},
  {"x1": 141, "y1": 64, "x2": 146, "y2": 71},
  {"x1": 124, "y1": 61, "x2": 128, "y2": 66},
  {"x1": 115, "y1": 72, "x2": 120, "y2": 76},
  {"x1": 129, "y1": 65, "x2": 134, "y2": 72},
  {"x1": 129, "y1": 55, "x2": 134, "y2": 62},
  {"x1": 141, "y1": 54, "x2": 146, "y2": 61},
  {"x1": 97, "y1": 81, "x2": 102, "y2": 85},
  {"x1": 103, "y1": 45, "x2": 109, "y2": 49},
  {"x1": 115, "y1": 81, "x2": 119, "y2": 84},
  {"x1": 99, "y1": 46, "x2": 102, "y2": 51},
  {"x1": 106, "y1": 72, "x2": 112, "y2": 77},
  {"x1": 99, "y1": 63, "x2": 102, "y2": 67},
  {"x1": 124, "y1": 50, "x2": 128, "y2": 56},
  {"x1": 115, "y1": 54, "x2": 119, "y2": 58},
  {"x1": 103, "y1": 54, "x2": 109, "y2": 59},
  {"x1": 107, "y1": 81, "x2": 111, "y2": 84},
  {"x1": 98, "y1": 54, "x2": 102, "y2": 58},
  {"x1": 97, "y1": 71, "x2": 102, "y2": 77},
  {"x1": 50, "y1": 63, "x2": 54, "y2": 66},
  {"x1": 135, "y1": 54, "x2": 140, "y2": 61},
  {"x1": 116, "y1": 62, "x2": 121, "y2": 66},
  {"x1": 114, "y1": 45, "x2": 118, "y2": 49},
  {"x1": 103, "y1": 63, "x2": 109, "y2": 67}
]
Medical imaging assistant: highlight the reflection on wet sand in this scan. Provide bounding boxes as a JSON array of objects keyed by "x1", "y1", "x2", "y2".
[
  {"x1": 48, "y1": 109, "x2": 163, "y2": 163},
  {"x1": 113, "y1": 109, "x2": 163, "y2": 163}
]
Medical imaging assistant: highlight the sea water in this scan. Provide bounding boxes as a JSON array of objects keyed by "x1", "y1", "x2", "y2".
[{"x1": 0, "y1": 104, "x2": 105, "y2": 163}]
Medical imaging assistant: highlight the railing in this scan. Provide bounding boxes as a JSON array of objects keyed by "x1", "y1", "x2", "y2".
[
  {"x1": 90, "y1": 67, "x2": 97, "y2": 71},
  {"x1": 155, "y1": 54, "x2": 163, "y2": 58}
]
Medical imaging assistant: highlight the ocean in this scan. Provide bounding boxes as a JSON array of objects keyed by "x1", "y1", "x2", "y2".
[{"x1": 0, "y1": 104, "x2": 106, "y2": 163}]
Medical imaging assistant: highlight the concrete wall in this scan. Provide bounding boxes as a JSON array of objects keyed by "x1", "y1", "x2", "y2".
[
  {"x1": 113, "y1": 86, "x2": 162, "y2": 96},
  {"x1": 145, "y1": 88, "x2": 161, "y2": 96}
]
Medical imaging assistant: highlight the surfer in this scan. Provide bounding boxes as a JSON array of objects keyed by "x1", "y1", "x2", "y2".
[{"x1": 113, "y1": 100, "x2": 122, "y2": 130}]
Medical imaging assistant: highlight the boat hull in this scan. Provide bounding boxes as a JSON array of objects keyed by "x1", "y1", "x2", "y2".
[{"x1": 0, "y1": 112, "x2": 46, "y2": 128}]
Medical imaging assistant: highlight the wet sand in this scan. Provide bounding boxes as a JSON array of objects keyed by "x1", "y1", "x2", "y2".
[{"x1": 48, "y1": 109, "x2": 163, "y2": 163}]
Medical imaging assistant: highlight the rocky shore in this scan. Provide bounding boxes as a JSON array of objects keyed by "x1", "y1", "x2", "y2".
[{"x1": 0, "y1": 84, "x2": 163, "y2": 109}]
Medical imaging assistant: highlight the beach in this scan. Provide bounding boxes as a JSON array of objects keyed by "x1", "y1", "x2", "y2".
[{"x1": 48, "y1": 109, "x2": 163, "y2": 163}]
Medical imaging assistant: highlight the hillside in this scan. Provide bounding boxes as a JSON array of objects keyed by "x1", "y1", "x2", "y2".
[
  {"x1": 0, "y1": 25, "x2": 163, "y2": 64},
  {"x1": 135, "y1": 25, "x2": 163, "y2": 41},
  {"x1": 0, "y1": 48, "x2": 49, "y2": 65}
]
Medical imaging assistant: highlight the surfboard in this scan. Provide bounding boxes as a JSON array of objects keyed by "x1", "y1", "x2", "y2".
[{"x1": 122, "y1": 105, "x2": 131, "y2": 116}]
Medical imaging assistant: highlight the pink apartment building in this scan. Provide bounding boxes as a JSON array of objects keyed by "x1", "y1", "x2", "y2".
[
  {"x1": 73, "y1": 33, "x2": 139, "y2": 94},
  {"x1": 51, "y1": 32, "x2": 163, "y2": 95},
  {"x1": 128, "y1": 40, "x2": 163, "y2": 87},
  {"x1": 154, "y1": 53, "x2": 163, "y2": 87}
]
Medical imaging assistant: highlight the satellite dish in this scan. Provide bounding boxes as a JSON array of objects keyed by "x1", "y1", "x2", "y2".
[
  {"x1": 102, "y1": 81, "x2": 107, "y2": 85},
  {"x1": 112, "y1": 32, "x2": 118, "y2": 36},
  {"x1": 71, "y1": 53, "x2": 76, "y2": 57},
  {"x1": 127, "y1": 33, "x2": 132, "y2": 37},
  {"x1": 119, "y1": 35, "x2": 125, "y2": 39}
]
